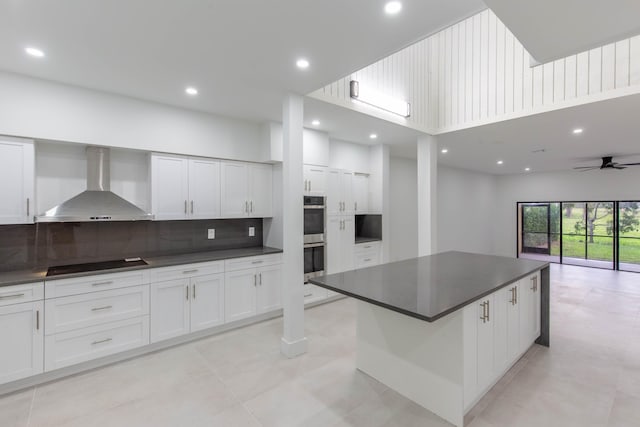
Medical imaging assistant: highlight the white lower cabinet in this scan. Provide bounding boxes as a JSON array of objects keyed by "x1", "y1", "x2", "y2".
[
  {"x1": 150, "y1": 273, "x2": 225, "y2": 343},
  {"x1": 45, "y1": 316, "x2": 149, "y2": 371},
  {"x1": 353, "y1": 241, "x2": 382, "y2": 269},
  {"x1": 0, "y1": 301, "x2": 44, "y2": 384},
  {"x1": 225, "y1": 264, "x2": 282, "y2": 322},
  {"x1": 463, "y1": 270, "x2": 542, "y2": 410}
]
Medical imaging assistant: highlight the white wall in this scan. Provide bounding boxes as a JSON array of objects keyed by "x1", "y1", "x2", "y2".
[
  {"x1": 389, "y1": 157, "x2": 418, "y2": 261},
  {"x1": 329, "y1": 139, "x2": 371, "y2": 173},
  {"x1": 0, "y1": 71, "x2": 267, "y2": 162},
  {"x1": 437, "y1": 166, "x2": 497, "y2": 255},
  {"x1": 493, "y1": 168, "x2": 640, "y2": 257}
]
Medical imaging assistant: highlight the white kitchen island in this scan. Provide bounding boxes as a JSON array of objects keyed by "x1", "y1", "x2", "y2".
[{"x1": 311, "y1": 251, "x2": 549, "y2": 427}]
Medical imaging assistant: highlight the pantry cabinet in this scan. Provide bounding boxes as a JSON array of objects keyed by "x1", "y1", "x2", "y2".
[
  {"x1": 327, "y1": 216, "x2": 355, "y2": 274},
  {"x1": 0, "y1": 138, "x2": 35, "y2": 224},
  {"x1": 352, "y1": 173, "x2": 369, "y2": 214},
  {"x1": 326, "y1": 169, "x2": 353, "y2": 216}
]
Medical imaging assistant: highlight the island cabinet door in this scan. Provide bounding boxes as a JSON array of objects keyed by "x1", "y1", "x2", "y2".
[
  {"x1": 519, "y1": 272, "x2": 540, "y2": 353},
  {"x1": 494, "y1": 283, "x2": 521, "y2": 373},
  {"x1": 476, "y1": 294, "x2": 495, "y2": 393}
]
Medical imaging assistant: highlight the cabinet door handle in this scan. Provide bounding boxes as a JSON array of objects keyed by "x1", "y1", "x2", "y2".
[
  {"x1": 92, "y1": 338, "x2": 112, "y2": 345},
  {"x1": 183, "y1": 269, "x2": 199, "y2": 274},
  {"x1": 259, "y1": 273, "x2": 262, "y2": 285},
  {"x1": 531, "y1": 276, "x2": 537, "y2": 291},
  {"x1": 245, "y1": 201, "x2": 249, "y2": 213},
  {"x1": 509, "y1": 288, "x2": 515, "y2": 305},
  {"x1": 254, "y1": 274, "x2": 257, "y2": 287},
  {"x1": 91, "y1": 305, "x2": 113, "y2": 312},
  {"x1": 364, "y1": 258, "x2": 372, "y2": 262},
  {"x1": 193, "y1": 284, "x2": 196, "y2": 299},
  {"x1": 36, "y1": 310, "x2": 40, "y2": 330},
  {"x1": 480, "y1": 302, "x2": 486, "y2": 322},
  {"x1": 515, "y1": 286, "x2": 518, "y2": 304},
  {"x1": 252, "y1": 260, "x2": 263, "y2": 264},
  {"x1": 184, "y1": 200, "x2": 187, "y2": 214},
  {"x1": 486, "y1": 300, "x2": 490, "y2": 322},
  {"x1": 309, "y1": 181, "x2": 311, "y2": 192},
  {"x1": 250, "y1": 201, "x2": 253, "y2": 213},
  {"x1": 92, "y1": 281, "x2": 113, "y2": 287},
  {"x1": 27, "y1": 198, "x2": 30, "y2": 217},
  {"x1": 0, "y1": 293, "x2": 25, "y2": 300},
  {"x1": 191, "y1": 200, "x2": 194, "y2": 214},
  {"x1": 355, "y1": 202, "x2": 358, "y2": 211},
  {"x1": 186, "y1": 285, "x2": 189, "y2": 300},
  {"x1": 304, "y1": 180, "x2": 307, "y2": 191}
]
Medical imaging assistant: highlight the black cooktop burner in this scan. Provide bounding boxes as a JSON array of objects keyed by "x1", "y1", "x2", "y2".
[{"x1": 46, "y1": 258, "x2": 148, "y2": 277}]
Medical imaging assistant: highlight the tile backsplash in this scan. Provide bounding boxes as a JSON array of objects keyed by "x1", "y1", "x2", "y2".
[{"x1": 0, "y1": 219, "x2": 263, "y2": 271}]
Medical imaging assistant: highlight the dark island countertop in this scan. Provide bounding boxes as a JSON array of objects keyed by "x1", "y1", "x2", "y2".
[
  {"x1": 310, "y1": 251, "x2": 549, "y2": 322},
  {"x1": 0, "y1": 246, "x2": 283, "y2": 287}
]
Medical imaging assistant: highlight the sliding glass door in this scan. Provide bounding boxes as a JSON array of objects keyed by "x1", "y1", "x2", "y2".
[
  {"x1": 519, "y1": 203, "x2": 560, "y2": 263},
  {"x1": 618, "y1": 201, "x2": 640, "y2": 272}
]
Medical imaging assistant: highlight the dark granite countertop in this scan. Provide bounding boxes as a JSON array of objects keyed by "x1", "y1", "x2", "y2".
[
  {"x1": 309, "y1": 251, "x2": 549, "y2": 322},
  {"x1": 0, "y1": 246, "x2": 283, "y2": 287},
  {"x1": 355, "y1": 237, "x2": 382, "y2": 244}
]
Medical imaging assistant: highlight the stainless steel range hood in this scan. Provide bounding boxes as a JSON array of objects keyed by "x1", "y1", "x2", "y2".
[{"x1": 37, "y1": 147, "x2": 153, "y2": 222}]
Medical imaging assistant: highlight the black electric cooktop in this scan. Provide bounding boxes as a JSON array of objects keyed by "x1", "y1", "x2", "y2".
[{"x1": 46, "y1": 258, "x2": 148, "y2": 277}]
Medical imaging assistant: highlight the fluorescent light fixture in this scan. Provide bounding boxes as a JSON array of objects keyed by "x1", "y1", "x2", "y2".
[
  {"x1": 25, "y1": 47, "x2": 45, "y2": 58},
  {"x1": 311, "y1": 119, "x2": 320, "y2": 126},
  {"x1": 441, "y1": 148, "x2": 448, "y2": 154},
  {"x1": 369, "y1": 133, "x2": 378, "y2": 140},
  {"x1": 572, "y1": 128, "x2": 583, "y2": 134},
  {"x1": 350, "y1": 80, "x2": 410, "y2": 117},
  {"x1": 497, "y1": 160, "x2": 504, "y2": 165},
  {"x1": 384, "y1": 1, "x2": 402, "y2": 15},
  {"x1": 296, "y1": 58, "x2": 310, "y2": 69},
  {"x1": 185, "y1": 87, "x2": 198, "y2": 96}
]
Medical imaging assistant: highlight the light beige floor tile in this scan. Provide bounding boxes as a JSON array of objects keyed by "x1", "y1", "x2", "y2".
[
  {"x1": 0, "y1": 388, "x2": 33, "y2": 427},
  {"x1": 607, "y1": 391, "x2": 640, "y2": 427}
]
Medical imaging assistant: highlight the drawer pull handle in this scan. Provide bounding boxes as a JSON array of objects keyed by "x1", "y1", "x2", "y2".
[
  {"x1": 364, "y1": 245, "x2": 372, "y2": 248},
  {"x1": 92, "y1": 338, "x2": 112, "y2": 345},
  {"x1": 304, "y1": 292, "x2": 313, "y2": 297},
  {"x1": 91, "y1": 305, "x2": 113, "y2": 312},
  {"x1": 364, "y1": 258, "x2": 372, "y2": 262},
  {"x1": 0, "y1": 293, "x2": 25, "y2": 300},
  {"x1": 183, "y1": 269, "x2": 199, "y2": 274},
  {"x1": 92, "y1": 281, "x2": 113, "y2": 287},
  {"x1": 252, "y1": 260, "x2": 263, "y2": 264}
]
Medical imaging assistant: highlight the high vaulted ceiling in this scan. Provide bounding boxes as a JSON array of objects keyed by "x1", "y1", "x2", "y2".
[
  {"x1": 484, "y1": 0, "x2": 640, "y2": 64},
  {"x1": 0, "y1": 0, "x2": 485, "y2": 122}
]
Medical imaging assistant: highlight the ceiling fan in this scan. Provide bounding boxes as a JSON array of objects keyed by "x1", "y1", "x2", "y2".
[{"x1": 574, "y1": 156, "x2": 640, "y2": 171}]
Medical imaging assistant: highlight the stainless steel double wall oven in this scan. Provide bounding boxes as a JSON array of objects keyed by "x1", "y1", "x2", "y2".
[{"x1": 303, "y1": 196, "x2": 325, "y2": 282}]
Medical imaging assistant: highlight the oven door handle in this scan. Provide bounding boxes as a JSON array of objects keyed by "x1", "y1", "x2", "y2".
[
  {"x1": 303, "y1": 205, "x2": 326, "y2": 209},
  {"x1": 304, "y1": 242, "x2": 325, "y2": 248}
]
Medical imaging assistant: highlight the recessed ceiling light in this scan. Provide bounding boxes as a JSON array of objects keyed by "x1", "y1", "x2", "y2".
[
  {"x1": 441, "y1": 148, "x2": 448, "y2": 154},
  {"x1": 369, "y1": 133, "x2": 378, "y2": 139},
  {"x1": 25, "y1": 47, "x2": 45, "y2": 58},
  {"x1": 296, "y1": 58, "x2": 310, "y2": 69},
  {"x1": 525, "y1": 167, "x2": 531, "y2": 172},
  {"x1": 572, "y1": 128, "x2": 583, "y2": 134},
  {"x1": 311, "y1": 119, "x2": 320, "y2": 126},
  {"x1": 497, "y1": 160, "x2": 504, "y2": 165},
  {"x1": 185, "y1": 87, "x2": 198, "y2": 96},
  {"x1": 384, "y1": 1, "x2": 403, "y2": 15}
]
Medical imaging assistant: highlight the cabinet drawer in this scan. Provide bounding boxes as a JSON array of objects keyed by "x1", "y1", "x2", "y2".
[
  {"x1": 45, "y1": 285, "x2": 149, "y2": 335},
  {"x1": 354, "y1": 241, "x2": 381, "y2": 253},
  {"x1": 0, "y1": 282, "x2": 44, "y2": 307},
  {"x1": 45, "y1": 270, "x2": 148, "y2": 299},
  {"x1": 354, "y1": 252, "x2": 379, "y2": 269},
  {"x1": 44, "y1": 316, "x2": 149, "y2": 371},
  {"x1": 148, "y1": 261, "x2": 224, "y2": 282},
  {"x1": 224, "y1": 254, "x2": 282, "y2": 272}
]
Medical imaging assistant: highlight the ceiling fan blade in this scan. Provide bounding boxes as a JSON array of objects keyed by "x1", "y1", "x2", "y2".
[
  {"x1": 613, "y1": 166, "x2": 627, "y2": 169},
  {"x1": 573, "y1": 166, "x2": 599, "y2": 170},
  {"x1": 618, "y1": 162, "x2": 640, "y2": 166}
]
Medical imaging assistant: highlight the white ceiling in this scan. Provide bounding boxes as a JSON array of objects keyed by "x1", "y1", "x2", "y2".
[
  {"x1": 0, "y1": 0, "x2": 485, "y2": 123},
  {"x1": 484, "y1": 0, "x2": 640, "y2": 64},
  {"x1": 436, "y1": 93, "x2": 640, "y2": 175}
]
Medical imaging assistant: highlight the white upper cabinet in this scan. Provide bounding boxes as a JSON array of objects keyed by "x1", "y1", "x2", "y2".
[
  {"x1": 188, "y1": 158, "x2": 221, "y2": 219},
  {"x1": 248, "y1": 163, "x2": 272, "y2": 217},
  {"x1": 326, "y1": 169, "x2": 353, "y2": 216},
  {"x1": 303, "y1": 165, "x2": 327, "y2": 196},
  {"x1": 221, "y1": 161, "x2": 272, "y2": 218},
  {"x1": 352, "y1": 174, "x2": 369, "y2": 214},
  {"x1": 0, "y1": 138, "x2": 35, "y2": 224},
  {"x1": 220, "y1": 161, "x2": 248, "y2": 217},
  {"x1": 151, "y1": 154, "x2": 220, "y2": 220}
]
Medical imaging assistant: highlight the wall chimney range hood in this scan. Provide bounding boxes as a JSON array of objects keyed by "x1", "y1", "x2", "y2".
[{"x1": 37, "y1": 147, "x2": 153, "y2": 222}]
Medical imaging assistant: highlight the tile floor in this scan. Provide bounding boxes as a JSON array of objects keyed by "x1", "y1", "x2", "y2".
[{"x1": 1, "y1": 263, "x2": 639, "y2": 427}]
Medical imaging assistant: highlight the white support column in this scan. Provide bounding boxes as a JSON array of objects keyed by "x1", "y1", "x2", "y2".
[
  {"x1": 280, "y1": 94, "x2": 307, "y2": 358},
  {"x1": 370, "y1": 144, "x2": 391, "y2": 263},
  {"x1": 417, "y1": 135, "x2": 438, "y2": 256}
]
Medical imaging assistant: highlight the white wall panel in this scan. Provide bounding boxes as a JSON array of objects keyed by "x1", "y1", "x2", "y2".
[{"x1": 310, "y1": 9, "x2": 640, "y2": 135}]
